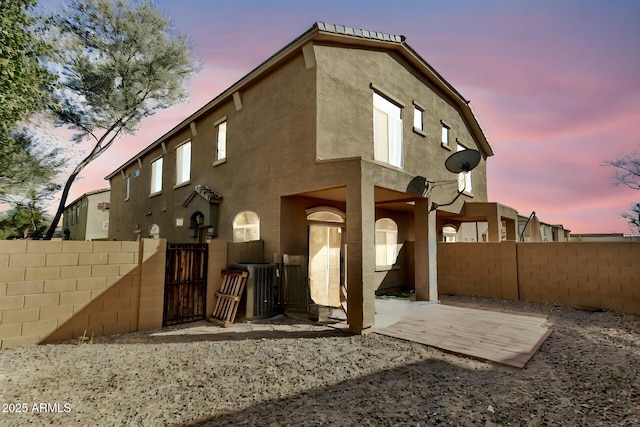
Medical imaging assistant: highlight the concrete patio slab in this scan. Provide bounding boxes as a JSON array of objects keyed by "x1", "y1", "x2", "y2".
[{"x1": 373, "y1": 298, "x2": 552, "y2": 368}]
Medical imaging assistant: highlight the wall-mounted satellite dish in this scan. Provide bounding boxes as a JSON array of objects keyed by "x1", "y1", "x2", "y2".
[
  {"x1": 406, "y1": 176, "x2": 429, "y2": 197},
  {"x1": 445, "y1": 149, "x2": 481, "y2": 174}
]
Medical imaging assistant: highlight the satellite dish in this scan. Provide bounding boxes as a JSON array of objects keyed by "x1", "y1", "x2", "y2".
[
  {"x1": 445, "y1": 149, "x2": 481, "y2": 173},
  {"x1": 406, "y1": 176, "x2": 429, "y2": 197}
]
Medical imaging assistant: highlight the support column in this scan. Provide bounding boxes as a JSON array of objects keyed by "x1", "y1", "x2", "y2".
[
  {"x1": 487, "y1": 214, "x2": 501, "y2": 242},
  {"x1": 428, "y1": 209, "x2": 438, "y2": 301},
  {"x1": 504, "y1": 217, "x2": 517, "y2": 241},
  {"x1": 345, "y1": 179, "x2": 375, "y2": 333},
  {"x1": 414, "y1": 199, "x2": 435, "y2": 301}
]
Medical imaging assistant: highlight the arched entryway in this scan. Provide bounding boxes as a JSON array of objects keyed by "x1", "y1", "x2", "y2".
[{"x1": 306, "y1": 207, "x2": 345, "y2": 308}]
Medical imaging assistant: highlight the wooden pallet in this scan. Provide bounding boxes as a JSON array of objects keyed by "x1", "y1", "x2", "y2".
[{"x1": 207, "y1": 270, "x2": 248, "y2": 327}]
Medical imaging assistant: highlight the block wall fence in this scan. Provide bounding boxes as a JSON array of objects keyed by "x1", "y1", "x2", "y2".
[
  {"x1": 438, "y1": 241, "x2": 640, "y2": 315},
  {"x1": 0, "y1": 239, "x2": 169, "y2": 349}
]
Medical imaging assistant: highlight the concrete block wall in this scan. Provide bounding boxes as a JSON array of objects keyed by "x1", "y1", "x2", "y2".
[
  {"x1": 0, "y1": 239, "x2": 167, "y2": 349},
  {"x1": 437, "y1": 242, "x2": 517, "y2": 300},
  {"x1": 518, "y1": 242, "x2": 640, "y2": 314},
  {"x1": 438, "y1": 241, "x2": 640, "y2": 315}
]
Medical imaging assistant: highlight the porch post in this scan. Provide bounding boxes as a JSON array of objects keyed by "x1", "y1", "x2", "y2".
[
  {"x1": 413, "y1": 199, "x2": 430, "y2": 301},
  {"x1": 487, "y1": 213, "x2": 501, "y2": 242},
  {"x1": 428, "y1": 209, "x2": 438, "y2": 301},
  {"x1": 345, "y1": 178, "x2": 376, "y2": 333},
  {"x1": 414, "y1": 199, "x2": 436, "y2": 301}
]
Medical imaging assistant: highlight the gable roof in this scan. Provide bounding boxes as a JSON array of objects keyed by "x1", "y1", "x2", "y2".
[
  {"x1": 106, "y1": 22, "x2": 493, "y2": 180},
  {"x1": 183, "y1": 185, "x2": 223, "y2": 207}
]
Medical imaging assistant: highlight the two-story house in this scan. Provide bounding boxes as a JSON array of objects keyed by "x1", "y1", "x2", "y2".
[
  {"x1": 63, "y1": 189, "x2": 110, "y2": 241},
  {"x1": 106, "y1": 23, "x2": 517, "y2": 333}
]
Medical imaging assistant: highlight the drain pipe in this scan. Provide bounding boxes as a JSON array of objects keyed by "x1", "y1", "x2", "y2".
[{"x1": 519, "y1": 211, "x2": 536, "y2": 242}]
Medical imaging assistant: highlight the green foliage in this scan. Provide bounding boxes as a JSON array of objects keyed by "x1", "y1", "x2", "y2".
[
  {"x1": 0, "y1": 203, "x2": 51, "y2": 239},
  {"x1": 0, "y1": 131, "x2": 63, "y2": 204},
  {"x1": 0, "y1": 0, "x2": 54, "y2": 135},
  {"x1": 43, "y1": 0, "x2": 199, "y2": 239},
  {"x1": 0, "y1": 0, "x2": 59, "y2": 205},
  {"x1": 49, "y1": 0, "x2": 199, "y2": 140}
]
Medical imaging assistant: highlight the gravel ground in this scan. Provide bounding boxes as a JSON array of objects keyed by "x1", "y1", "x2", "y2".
[{"x1": 0, "y1": 295, "x2": 639, "y2": 426}]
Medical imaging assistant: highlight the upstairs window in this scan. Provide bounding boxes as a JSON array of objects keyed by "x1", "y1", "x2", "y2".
[
  {"x1": 215, "y1": 120, "x2": 227, "y2": 162},
  {"x1": 373, "y1": 92, "x2": 403, "y2": 168},
  {"x1": 176, "y1": 141, "x2": 191, "y2": 185},
  {"x1": 412, "y1": 101, "x2": 425, "y2": 136},
  {"x1": 375, "y1": 218, "x2": 399, "y2": 268},
  {"x1": 150, "y1": 157, "x2": 163, "y2": 194},
  {"x1": 413, "y1": 107, "x2": 423, "y2": 130},
  {"x1": 441, "y1": 123, "x2": 450, "y2": 147},
  {"x1": 233, "y1": 211, "x2": 260, "y2": 242},
  {"x1": 457, "y1": 144, "x2": 473, "y2": 192}
]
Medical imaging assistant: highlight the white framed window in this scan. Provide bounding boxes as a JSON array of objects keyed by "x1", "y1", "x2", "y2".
[
  {"x1": 375, "y1": 218, "x2": 399, "y2": 267},
  {"x1": 150, "y1": 157, "x2": 163, "y2": 194},
  {"x1": 443, "y1": 225, "x2": 457, "y2": 242},
  {"x1": 149, "y1": 224, "x2": 160, "y2": 239},
  {"x1": 373, "y1": 92, "x2": 403, "y2": 168},
  {"x1": 215, "y1": 120, "x2": 227, "y2": 162},
  {"x1": 441, "y1": 123, "x2": 450, "y2": 147},
  {"x1": 176, "y1": 141, "x2": 191, "y2": 185},
  {"x1": 414, "y1": 107, "x2": 423, "y2": 130},
  {"x1": 233, "y1": 211, "x2": 259, "y2": 242},
  {"x1": 412, "y1": 101, "x2": 425, "y2": 133},
  {"x1": 125, "y1": 175, "x2": 130, "y2": 200},
  {"x1": 457, "y1": 144, "x2": 473, "y2": 192}
]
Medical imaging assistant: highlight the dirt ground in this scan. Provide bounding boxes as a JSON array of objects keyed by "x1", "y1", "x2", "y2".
[{"x1": 1, "y1": 295, "x2": 639, "y2": 426}]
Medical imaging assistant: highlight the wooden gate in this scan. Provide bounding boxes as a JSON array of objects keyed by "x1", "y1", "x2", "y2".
[{"x1": 163, "y1": 243, "x2": 208, "y2": 326}]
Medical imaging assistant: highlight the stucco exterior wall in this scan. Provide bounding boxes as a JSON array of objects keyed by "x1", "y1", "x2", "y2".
[
  {"x1": 63, "y1": 191, "x2": 110, "y2": 241},
  {"x1": 109, "y1": 51, "x2": 319, "y2": 260},
  {"x1": 314, "y1": 42, "x2": 489, "y2": 211}
]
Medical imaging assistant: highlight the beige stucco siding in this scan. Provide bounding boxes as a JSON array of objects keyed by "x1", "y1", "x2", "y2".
[
  {"x1": 109, "y1": 51, "x2": 321, "y2": 258},
  {"x1": 314, "y1": 43, "x2": 488, "y2": 211}
]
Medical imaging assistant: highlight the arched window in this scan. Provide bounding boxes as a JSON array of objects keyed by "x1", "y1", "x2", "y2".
[
  {"x1": 442, "y1": 225, "x2": 457, "y2": 242},
  {"x1": 149, "y1": 224, "x2": 160, "y2": 239},
  {"x1": 233, "y1": 211, "x2": 260, "y2": 242},
  {"x1": 375, "y1": 218, "x2": 398, "y2": 267},
  {"x1": 306, "y1": 207, "x2": 345, "y2": 224}
]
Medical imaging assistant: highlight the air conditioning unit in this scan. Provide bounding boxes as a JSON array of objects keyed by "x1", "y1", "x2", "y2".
[{"x1": 231, "y1": 263, "x2": 279, "y2": 320}]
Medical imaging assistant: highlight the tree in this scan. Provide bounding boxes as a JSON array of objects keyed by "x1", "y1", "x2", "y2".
[
  {"x1": 0, "y1": 0, "x2": 53, "y2": 134},
  {"x1": 0, "y1": 130, "x2": 63, "y2": 205},
  {"x1": 0, "y1": 203, "x2": 51, "y2": 239},
  {"x1": 622, "y1": 202, "x2": 640, "y2": 234},
  {"x1": 604, "y1": 152, "x2": 640, "y2": 234},
  {"x1": 0, "y1": 0, "x2": 58, "y2": 202},
  {"x1": 42, "y1": 0, "x2": 199, "y2": 239}
]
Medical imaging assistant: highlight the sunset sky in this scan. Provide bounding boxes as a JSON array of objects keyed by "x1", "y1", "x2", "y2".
[{"x1": 39, "y1": 0, "x2": 640, "y2": 234}]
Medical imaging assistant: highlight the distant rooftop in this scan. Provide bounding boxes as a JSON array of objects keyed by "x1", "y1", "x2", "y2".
[{"x1": 316, "y1": 22, "x2": 405, "y2": 43}]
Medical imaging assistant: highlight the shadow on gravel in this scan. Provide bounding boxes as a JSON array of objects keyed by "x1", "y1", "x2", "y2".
[{"x1": 91, "y1": 328, "x2": 352, "y2": 344}]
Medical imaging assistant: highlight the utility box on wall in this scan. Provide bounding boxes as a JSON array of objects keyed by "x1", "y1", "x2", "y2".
[{"x1": 232, "y1": 263, "x2": 279, "y2": 320}]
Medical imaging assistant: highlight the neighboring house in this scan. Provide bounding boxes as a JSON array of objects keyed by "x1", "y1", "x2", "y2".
[
  {"x1": 105, "y1": 23, "x2": 519, "y2": 333},
  {"x1": 517, "y1": 214, "x2": 571, "y2": 242},
  {"x1": 63, "y1": 189, "x2": 110, "y2": 241}
]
